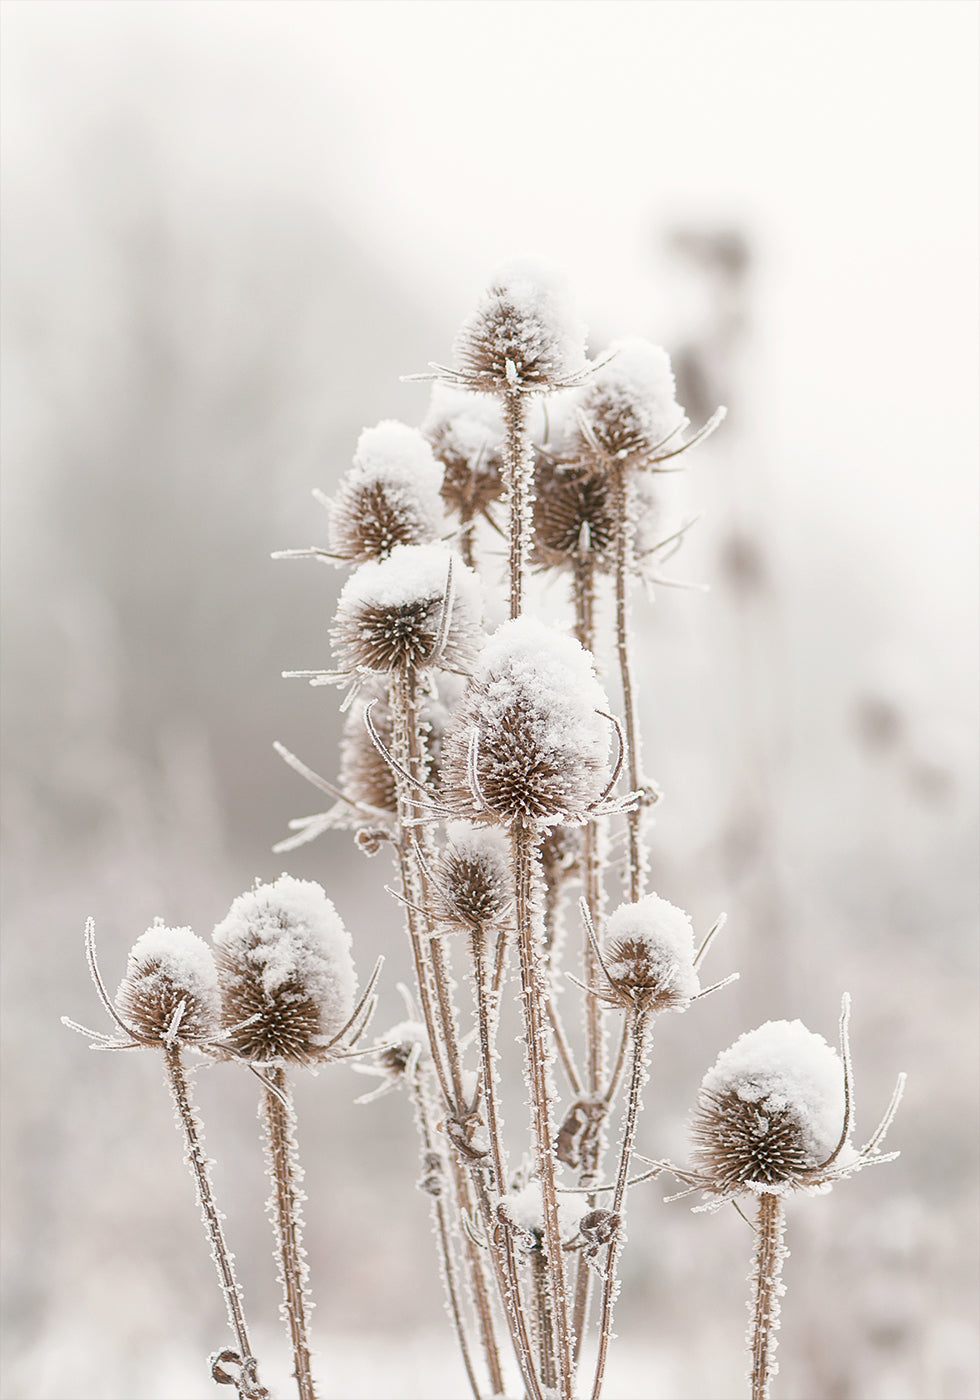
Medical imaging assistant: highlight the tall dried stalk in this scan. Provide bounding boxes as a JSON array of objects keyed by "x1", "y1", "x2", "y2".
[{"x1": 263, "y1": 1067, "x2": 316, "y2": 1400}]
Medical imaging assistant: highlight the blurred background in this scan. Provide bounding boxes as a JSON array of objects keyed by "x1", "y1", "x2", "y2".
[{"x1": 1, "y1": 3, "x2": 977, "y2": 1397}]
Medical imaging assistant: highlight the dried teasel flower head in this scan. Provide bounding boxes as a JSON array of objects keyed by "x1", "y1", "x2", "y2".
[
  {"x1": 453, "y1": 257, "x2": 588, "y2": 393},
  {"x1": 422, "y1": 385, "x2": 505, "y2": 522},
  {"x1": 691, "y1": 1020, "x2": 848, "y2": 1196},
  {"x1": 340, "y1": 678, "x2": 462, "y2": 816},
  {"x1": 439, "y1": 616, "x2": 612, "y2": 829},
  {"x1": 533, "y1": 460, "x2": 666, "y2": 576},
  {"x1": 328, "y1": 421, "x2": 445, "y2": 563},
  {"x1": 572, "y1": 338, "x2": 688, "y2": 469},
  {"x1": 115, "y1": 923, "x2": 221, "y2": 1045},
  {"x1": 603, "y1": 893, "x2": 700, "y2": 1012},
  {"x1": 434, "y1": 822, "x2": 513, "y2": 931},
  {"x1": 331, "y1": 544, "x2": 483, "y2": 676},
  {"x1": 213, "y1": 875, "x2": 357, "y2": 1065}
]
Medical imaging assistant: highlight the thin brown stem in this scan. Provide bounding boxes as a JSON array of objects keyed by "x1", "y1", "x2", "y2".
[
  {"x1": 751, "y1": 1193, "x2": 786, "y2": 1400},
  {"x1": 513, "y1": 823, "x2": 574, "y2": 1400},
  {"x1": 163, "y1": 1047, "x2": 269, "y2": 1400},
  {"x1": 503, "y1": 390, "x2": 534, "y2": 619},
  {"x1": 590, "y1": 1011, "x2": 650, "y2": 1400},
  {"x1": 410, "y1": 1067, "x2": 484, "y2": 1400},
  {"x1": 611, "y1": 465, "x2": 647, "y2": 903},
  {"x1": 264, "y1": 1066, "x2": 316, "y2": 1400}
]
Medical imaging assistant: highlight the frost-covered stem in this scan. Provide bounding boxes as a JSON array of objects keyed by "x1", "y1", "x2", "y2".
[
  {"x1": 572, "y1": 556, "x2": 596, "y2": 651},
  {"x1": 163, "y1": 1047, "x2": 268, "y2": 1399},
  {"x1": 387, "y1": 670, "x2": 458, "y2": 1112},
  {"x1": 453, "y1": 1159, "x2": 506, "y2": 1398},
  {"x1": 472, "y1": 928, "x2": 509, "y2": 1195},
  {"x1": 410, "y1": 1066, "x2": 484, "y2": 1400},
  {"x1": 545, "y1": 995, "x2": 583, "y2": 1097},
  {"x1": 513, "y1": 822, "x2": 574, "y2": 1400},
  {"x1": 459, "y1": 508, "x2": 477, "y2": 573},
  {"x1": 590, "y1": 1011, "x2": 650, "y2": 1400},
  {"x1": 530, "y1": 1248, "x2": 556, "y2": 1391},
  {"x1": 264, "y1": 1066, "x2": 316, "y2": 1400},
  {"x1": 503, "y1": 389, "x2": 534, "y2": 619},
  {"x1": 750, "y1": 1193, "x2": 786, "y2": 1400},
  {"x1": 611, "y1": 466, "x2": 647, "y2": 902}
]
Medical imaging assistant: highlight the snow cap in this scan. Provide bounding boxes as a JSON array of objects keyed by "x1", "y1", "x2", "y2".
[{"x1": 213, "y1": 875, "x2": 356, "y2": 1065}]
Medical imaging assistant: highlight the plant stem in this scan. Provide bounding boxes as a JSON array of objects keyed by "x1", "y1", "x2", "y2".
[
  {"x1": 590, "y1": 1011, "x2": 649, "y2": 1400},
  {"x1": 503, "y1": 389, "x2": 534, "y2": 619},
  {"x1": 611, "y1": 465, "x2": 647, "y2": 903},
  {"x1": 163, "y1": 1047, "x2": 269, "y2": 1399},
  {"x1": 513, "y1": 823, "x2": 574, "y2": 1400},
  {"x1": 750, "y1": 1193, "x2": 786, "y2": 1400},
  {"x1": 264, "y1": 1066, "x2": 316, "y2": 1400},
  {"x1": 410, "y1": 1066, "x2": 485, "y2": 1400}
]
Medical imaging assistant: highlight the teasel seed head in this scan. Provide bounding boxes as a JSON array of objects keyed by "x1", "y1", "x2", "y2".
[
  {"x1": 115, "y1": 923, "x2": 221, "y2": 1045},
  {"x1": 340, "y1": 680, "x2": 460, "y2": 814},
  {"x1": 690, "y1": 1021, "x2": 847, "y2": 1195},
  {"x1": 328, "y1": 421, "x2": 445, "y2": 563},
  {"x1": 439, "y1": 616, "x2": 612, "y2": 828},
  {"x1": 573, "y1": 338, "x2": 688, "y2": 469},
  {"x1": 532, "y1": 459, "x2": 664, "y2": 575},
  {"x1": 331, "y1": 544, "x2": 483, "y2": 676},
  {"x1": 434, "y1": 822, "x2": 513, "y2": 931},
  {"x1": 213, "y1": 875, "x2": 357, "y2": 1066},
  {"x1": 422, "y1": 384, "x2": 505, "y2": 522},
  {"x1": 453, "y1": 257, "x2": 588, "y2": 393},
  {"x1": 603, "y1": 893, "x2": 700, "y2": 1012}
]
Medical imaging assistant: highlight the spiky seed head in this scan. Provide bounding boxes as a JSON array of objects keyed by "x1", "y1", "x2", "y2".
[
  {"x1": 439, "y1": 617, "x2": 612, "y2": 828},
  {"x1": 691, "y1": 1020, "x2": 847, "y2": 1195},
  {"x1": 331, "y1": 544, "x2": 483, "y2": 676},
  {"x1": 532, "y1": 459, "x2": 618, "y2": 570},
  {"x1": 372, "y1": 1019, "x2": 429, "y2": 1079},
  {"x1": 422, "y1": 385, "x2": 505, "y2": 521},
  {"x1": 453, "y1": 257, "x2": 587, "y2": 393},
  {"x1": 435, "y1": 822, "x2": 513, "y2": 931},
  {"x1": 340, "y1": 680, "x2": 461, "y2": 815},
  {"x1": 213, "y1": 876, "x2": 357, "y2": 1066},
  {"x1": 603, "y1": 893, "x2": 700, "y2": 1012},
  {"x1": 573, "y1": 338, "x2": 688, "y2": 468},
  {"x1": 115, "y1": 924, "x2": 221, "y2": 1044},
  {"x1": 328, "y1": 421, "x2": 445, "y2": 563}
]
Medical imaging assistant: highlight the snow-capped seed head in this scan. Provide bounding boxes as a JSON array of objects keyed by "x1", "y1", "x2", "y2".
[
  {"x1": 498, "y1": 1183, "x2": 590, "y2": 1250},
  {"x1": 115, "y1": 924, "x2": 221, "y2": 1044},
  {"x1": 574, "y1": 338, "x2": 688, "y2": 467},
  {"x1": 213, "y1": 876, "x2": 357, "y2": 1065},
  {"x1": 373, "y1": 1019, "x2": 429, "y2": 1079},
  {"x1": 422, "y1": 385, "x2": 505, "y2": 521},
  {"x1": 439, "y1": 617, "x2": 612, "y2": 828},
  {"x1": 532, "y1": 459, "x2": 619, "y2": 570},
  {"x1": 331, "y1": 544, "x2": 483, "y2": 676},
  {"x1": 435, "y1": 822, "x2": 513, "y2": 931},
  {"x1": 328, "y1": 421, "x2": 445, "y2": 563},
  {"x1": 604, "y1": 893, "x2": 700, "y2": 1011},
  {"x1": 453, "y1": 257, "x2": 588, "y2": 393},
  {"x1": 691, "y1": 1020, "x2": 847, "y2": 1194}
]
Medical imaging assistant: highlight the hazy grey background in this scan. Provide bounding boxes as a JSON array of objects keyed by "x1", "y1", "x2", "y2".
[{"x1": 2, "y1": 3, "x2": 977, "y2": 1397}]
